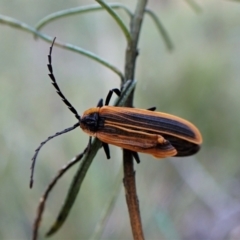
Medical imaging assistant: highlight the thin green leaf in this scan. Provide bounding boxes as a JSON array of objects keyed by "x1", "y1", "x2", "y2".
[
  {"x1": 32, "y1": 145, "x2": 90, "y2": 240},
  {"x1": 46, "y1": 138, "x2": 102, "y2": 237},
  {"x1": 0, "y1": 14, "x2": 124, "y2": 81},
  {"x1": 145, "y1": 9, "x2": 174, "y2": 51},
  {"x1": 95, "y1": 0, "x2": 131, "y2": 43}
]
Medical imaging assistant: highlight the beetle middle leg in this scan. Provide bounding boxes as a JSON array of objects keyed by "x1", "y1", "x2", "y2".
[{"x1": 102, "y1": 142, "x2": 111, "y2": 159}]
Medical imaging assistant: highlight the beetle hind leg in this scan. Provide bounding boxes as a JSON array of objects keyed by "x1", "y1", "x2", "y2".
[{"x1": 131, "y1": 151, "x2": 140, "y2": 164}]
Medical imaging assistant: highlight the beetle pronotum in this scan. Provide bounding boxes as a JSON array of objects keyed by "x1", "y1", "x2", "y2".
[{"x1": 30, "y1": 38, "x2": 202, "y2": 188}]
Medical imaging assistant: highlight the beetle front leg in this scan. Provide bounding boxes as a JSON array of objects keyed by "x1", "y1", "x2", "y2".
[{"x1": 105, "y1": 89, "x2": 121, "y2": 106}]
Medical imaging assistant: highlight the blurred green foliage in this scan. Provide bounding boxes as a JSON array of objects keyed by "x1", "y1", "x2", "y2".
[{"x1": 1, "y1": 0, "x2": 240, "y2": 239}]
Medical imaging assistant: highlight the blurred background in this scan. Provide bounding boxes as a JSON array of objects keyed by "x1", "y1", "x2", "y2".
[{"x1": 1, "y1": 0, "x2": 240, "y2": 239}]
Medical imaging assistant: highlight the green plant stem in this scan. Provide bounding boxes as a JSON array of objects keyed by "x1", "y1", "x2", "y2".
[
  {"x1": 0, "y1": 14, "x2": 124, "y2": 81},
  {"x1": 123, "y1": 0, "x2": 148, "y2": 239},
  {"x1": 95, "y1": 0, "x2": 131, "y2": 43},
  {"x1": 35, "y1": 3, "x2": 133, "y2": 33},
  {"x1": 35, "y1": 4, "x2": 173, "y2": 51}
]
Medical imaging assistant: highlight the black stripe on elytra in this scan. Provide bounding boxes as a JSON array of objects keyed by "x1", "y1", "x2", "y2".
[{"x1": 101, "y1": 111, "x2": 196, "y2": 139}]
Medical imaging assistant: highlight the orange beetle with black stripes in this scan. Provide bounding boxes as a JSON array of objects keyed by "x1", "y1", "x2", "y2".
[{"x1": 30, "y1": 38, "x2": 202, "y2": 188}]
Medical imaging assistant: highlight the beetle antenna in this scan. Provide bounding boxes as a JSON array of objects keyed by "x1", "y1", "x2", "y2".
[
  {"x1": 30, "y1": 123, "x2": 79, "y2": 188},
  {"x1": 48, "y1": 38, "x2": 81, "y2": 121}
]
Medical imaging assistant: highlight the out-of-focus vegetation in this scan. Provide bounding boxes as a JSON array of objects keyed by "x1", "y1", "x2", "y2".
[{"x1": 1, "y1": 0, "x2": 240, "y2": 239}]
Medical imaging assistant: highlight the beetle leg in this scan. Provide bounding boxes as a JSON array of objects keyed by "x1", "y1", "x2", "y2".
[
  {"x1": 131, "y1": 151, "x2": 140, "y2": 164},
  {"x1": 96, "y1": 98, "x2": 103, "y2": 107},
  {"x1": 105, "y1": 88, "x2": 121, "y2": 106},
  {"x1": 87, "y1": 137, "x2": 92, "y2": 151},
  {"x1": 102, "y1": 142, "x2": 111, "y2": 159}
]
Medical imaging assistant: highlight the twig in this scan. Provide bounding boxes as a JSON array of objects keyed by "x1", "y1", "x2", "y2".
[{"x1": 123, "y1": 0, "x2": 148, "y2": 239}]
